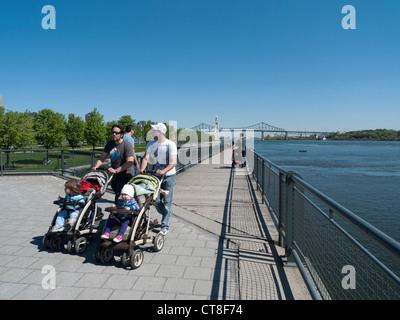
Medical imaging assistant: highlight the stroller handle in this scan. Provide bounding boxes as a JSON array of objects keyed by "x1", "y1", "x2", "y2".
[
  {"x1": 142, "y1": 170, "x2": 157, "y2": 174},
  {"x1": 139, "y1": 170, "x2": 165, "y2": 183},
  {"x1": 53, "y1": 199, "x2": 85, "y2": 207},
  {"x1": 105, "y1": 207, "x2": 137, "y2": 214}
]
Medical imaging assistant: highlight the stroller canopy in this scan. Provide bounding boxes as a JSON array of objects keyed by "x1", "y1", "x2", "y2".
[
  {"x1": 127, "y1": 174, "x2": 161, "y2": 199},
  {"x1": 80, "y1": 171, "x2": 109, "y2": 195}
]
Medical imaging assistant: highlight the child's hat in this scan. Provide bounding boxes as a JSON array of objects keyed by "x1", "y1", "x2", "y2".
[{"x1": 120, "y1": 184, "x2": 135, "y2": 198}]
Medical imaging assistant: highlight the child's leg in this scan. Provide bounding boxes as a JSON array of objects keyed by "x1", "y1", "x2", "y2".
[
  {"x1": 104, "y1": 218, "x2": 119, "y2": 234},
  {"x1": 68, "y1": 210, "x2": 79, "y2": 224},
  {"x1": 64, "y1": 210, "x2": 80, "y2": 231},
  {"x1": 117, "y1": 219, "x2": 130, "y2": 236},
  {"x1": 55, "y1": 210, "x2": 69, "y2": 227}
]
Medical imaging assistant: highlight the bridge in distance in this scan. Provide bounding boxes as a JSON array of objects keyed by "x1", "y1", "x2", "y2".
[{"x1": 191, "y1": 122, "x2": 333, "y2": 139}]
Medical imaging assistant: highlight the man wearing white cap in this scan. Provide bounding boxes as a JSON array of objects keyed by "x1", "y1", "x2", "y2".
[{"x1": 139, "y1": 123, "x2": 177, "y2": 235}]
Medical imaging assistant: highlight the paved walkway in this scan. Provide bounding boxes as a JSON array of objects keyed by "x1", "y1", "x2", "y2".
[
  {"x1": 173, "y1": 150, "x2": 310, "y2": 300},
  {"x1": 0, "y1": 149, "x2": 310, "y2": 300}
]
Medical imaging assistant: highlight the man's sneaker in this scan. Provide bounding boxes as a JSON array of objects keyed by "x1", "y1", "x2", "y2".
[
  {"x1": 101, "y1": 232, "x2": 110, "y2": 240},
  {"x1": 159, "y1": 228, "x2": 169, "y2": 236},
  {"x1": 113, "y1": 235, "x2": 123, "y2": 243}
]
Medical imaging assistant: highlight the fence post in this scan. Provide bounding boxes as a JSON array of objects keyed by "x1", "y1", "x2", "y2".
[
  {"x1": 90, "y1": 152, "x2": 95, "y2": 169},
  {"x1": 61, "y1": 150, "x2": 65, "y2": 176},
  {"x1": 0, "y1": 151, "x2": 3, "y2": 176},
  {"x1": 261, "y1": 158, "x2": 265, "y2": 204},
  {"x1": 282, "y1": 172, "x2": 296, "y2": 266},
  {"x1": 278, "y1": 171, "x2": 284, "y2": 247}
]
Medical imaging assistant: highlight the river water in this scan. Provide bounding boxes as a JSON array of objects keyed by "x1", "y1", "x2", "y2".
[{"x1": 253, "y1": 139, "x2": 400, "y2": 274}]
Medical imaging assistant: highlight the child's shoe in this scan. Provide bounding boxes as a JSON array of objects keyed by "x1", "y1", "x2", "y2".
[
  {"x1": 64, "y1": 220, "x2": 75, "y2": 231},
  {"x1": 113, "y1": 235, "x2": 123, "y2": 243},
  {"x1": 101, "y1": 232, "x2": 110, "y2": 239},
  {"x1": 51, "y1": 225, "x2": 64, "y2": 233}
]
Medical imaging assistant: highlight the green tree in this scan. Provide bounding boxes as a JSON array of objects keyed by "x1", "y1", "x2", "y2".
[
  {"x1": 105, "y1": 120, "x2": 116, "y2": 137},
  {"x1": 19, "y1": 111, "x2": 35, "y2": 147},
  {"x1": 0, "y1": 108, "x2": 35, "y2": 150},
  {"x1": 327, "y1": 129, "x2": 400, "y2": 141},
  {"x1": 84, "y1": 108, "x2": 107, "y2": 150},
  {"x1": 65, "y1": 114, "x2": 85, "y2": 149},
  {"x1": 118, "y1": 115, "x2": 136, "y2": 132},
  {"x1": 33, "y1": 108, "x2": 66, "y2": 163},
  {"x1": 33, "y1": 108, "x2": 66, "y2": 149},
  {"x1": 136, "y1": 120, "x2": 153, "y2": 142},
  {"x1": 0, "y1": 108, "x2": 35, "y2": 164}
]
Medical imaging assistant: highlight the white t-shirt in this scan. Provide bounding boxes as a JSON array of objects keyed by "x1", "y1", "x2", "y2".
[{"x1": 146, "y1": 139, "x2": 178, "y2": 176}]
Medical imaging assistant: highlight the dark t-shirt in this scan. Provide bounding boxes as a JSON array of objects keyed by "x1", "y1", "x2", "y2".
[{"x1": 103, "y1": 140, "x2": 134, "y2": 176}]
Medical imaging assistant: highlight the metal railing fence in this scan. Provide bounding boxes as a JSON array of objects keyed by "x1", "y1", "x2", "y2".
[
  {"x1": 0, "y1": 149, "x2": 102, "y2": 176},
  {"x1": 0, "y1": 142, "x2": 226, "y2": 176},
  {"x1": 249, "y1": 148, "x2": 400, "y2": 300}
]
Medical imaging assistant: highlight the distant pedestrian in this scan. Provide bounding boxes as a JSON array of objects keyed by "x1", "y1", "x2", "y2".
[
  {"x1": 237, "y1": 133, "x2": 246, "y2": 167},
  {"x1": 123, "y1": 124, "x2": 140, "y2": 175}
]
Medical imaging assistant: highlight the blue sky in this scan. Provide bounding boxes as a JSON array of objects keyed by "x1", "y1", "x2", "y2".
[{"x1": 1, "y1": 0, "x2": 399, "y2": 132}]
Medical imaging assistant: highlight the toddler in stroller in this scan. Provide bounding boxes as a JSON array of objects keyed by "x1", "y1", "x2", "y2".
[
  {"x1": 101, "y1": 184, "x2": 140, "y2": 243},
  {"x1": 94, "y1": 172, "x2": 164, "y2": 269},
  {"x1": 42, "y1": 171, "x2": 112, "y2": 254},
  {"x1": 51, "y1": 179, "x2": 84, "y2": 233}
]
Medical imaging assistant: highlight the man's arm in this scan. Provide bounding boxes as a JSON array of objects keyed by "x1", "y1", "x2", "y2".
[
  {"x1": 133, "y1": 152, "x2": 140, "y2": 170},
  {"x1": 92, "y1": 151, "x2": 108, "y2": 171},
  {"x1": 155, "y1": 154, "x2": 177, "y2": 176},
  {"x1": 110, "y1": 156, "x2": 134, "y2": 174},
  {"x1": 139, "y1": 153, "x2": 149, "y2": 173}
]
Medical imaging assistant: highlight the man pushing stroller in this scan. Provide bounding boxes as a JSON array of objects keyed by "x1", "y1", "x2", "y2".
[{"x1": 139, "y1": 123, "x2": 177, "y2": 236}]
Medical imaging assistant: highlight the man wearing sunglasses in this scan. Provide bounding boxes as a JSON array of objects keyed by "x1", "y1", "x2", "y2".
[{"x1": 92, "y1": 124, "x2": 134, "y2": 202}]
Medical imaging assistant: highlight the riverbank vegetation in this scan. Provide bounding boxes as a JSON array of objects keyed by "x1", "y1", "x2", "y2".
[
  {"x1": 262, "y1": 129, "x2": 400, "y2": 141},
  {"x1": 326, "y1": 129, "x2": 400, "y2": 141}
]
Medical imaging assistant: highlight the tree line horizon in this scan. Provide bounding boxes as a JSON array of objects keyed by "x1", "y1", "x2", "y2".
[
  {"x1": 0, "y1": 106, "x2": 215, "y2": 151},
  {"x1": 1, "y1": 106, "x2": 399, "y2": 152}
]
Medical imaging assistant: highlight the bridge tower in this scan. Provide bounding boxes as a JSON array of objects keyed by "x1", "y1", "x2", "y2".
[{"x1": 214, "y1": 115, "x2": 219, "y2": 140}]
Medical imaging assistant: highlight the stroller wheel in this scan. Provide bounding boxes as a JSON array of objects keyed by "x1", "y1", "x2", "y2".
[
  {"x1": 121, "y1": 251, "x2": 131, "y2": 267},
  {"x1": 94, "y1": 247, "x2": 102, "y2": 262},
  {"x1": 67, "y1": 240, "x2": 74, "y2": 253},
  {"x1": 42, "y1": 234, "x2": 51, "y2": 249},
  {"x1": 50, "y1": 236, "x2": 62, "y2": 250},
  {"x1": 101, "y1": 248, "x2": 114, "y2": 263},
  {"x1": 153, "y1": 233, "x2": 165, "y2": 252},
  {"x1": 130, "y1": 249, "x2": 144, "y2": 269},
  {"x1": 75, "y1": 237, "x2": 87, "y2": 254}
]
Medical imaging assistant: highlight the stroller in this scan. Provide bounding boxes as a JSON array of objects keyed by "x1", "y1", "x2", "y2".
[
  {"x1": 42, "y1": 171, "x2": 112, "y2": 254},
  {"x1": 94, "y1": 172, "x2": 164, "y2": 269}
]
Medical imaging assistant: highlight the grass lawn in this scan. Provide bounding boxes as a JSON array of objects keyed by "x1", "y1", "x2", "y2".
[
  {"x1": 2, "y1": 150, "x2": 97, "y2": 171},
  {"x1": 1, "y1": 145, "x2": 146, "y2": 172}
]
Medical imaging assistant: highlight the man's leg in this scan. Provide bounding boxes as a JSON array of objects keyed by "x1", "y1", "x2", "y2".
[{"x1": 155, "y1": 174, "x2": 176, "y2": 233}]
